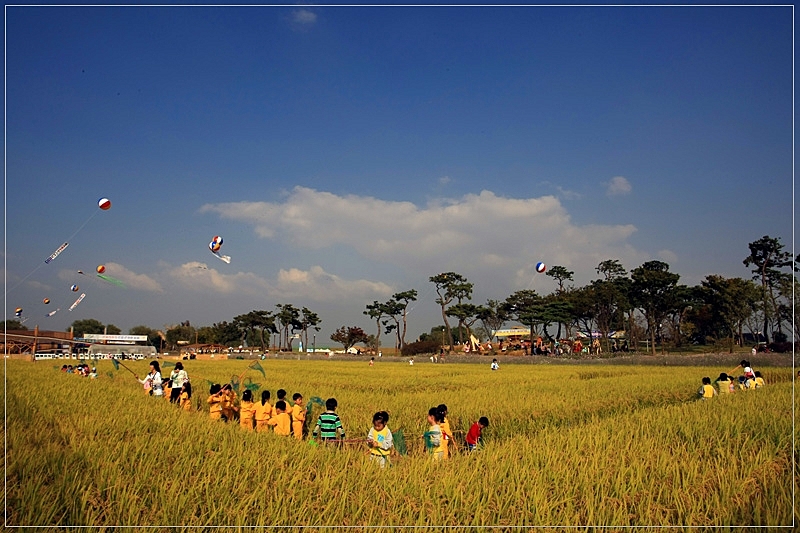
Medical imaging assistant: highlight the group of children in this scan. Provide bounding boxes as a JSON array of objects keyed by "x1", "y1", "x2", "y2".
[
  {"x1": 698, "y1": 360, "x2": 766, "y2": 399},
  {"x1": 197, "y1": 382, "x2": 491, "y2": 462},
  {"x1": 424, "y1": 404, "x2": 490, "y2": 461},
  {"x1": 60, "y1": 363, "x2": 97, "y2": 378}
]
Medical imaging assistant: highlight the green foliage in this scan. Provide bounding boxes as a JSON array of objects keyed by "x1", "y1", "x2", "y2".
[
  {"x1": 165, "y1": 322, "x2": 195, "y2": 349},
  {"x1": 631, "y1": 261, "x2": 681, "y2": 354},
  {"x1": 546, "y1": 265, "x2": 575, "y2": 291},
  {"x1": 2, "y1": 320, "x2": 27, "y2": 331},
  {"x1": 330, "y1": 326, "x2": 369, "y2": 352},
  {"x1": 129, "y1": 325, "x2": 163, "y2": 351},
  {"x1": 400, "y1": 339, "x2": 442, "y2": 356},
  {"x1": 68, "y1": 318, "x2": 105, "y2": 337}
]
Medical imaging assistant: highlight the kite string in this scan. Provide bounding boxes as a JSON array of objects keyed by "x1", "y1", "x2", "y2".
[
  {"x1": 7, "y1": 209, "x2": 101, "y2": 295},
  {"x1": 405, "y1": 283, "x2": 437, "y2": 317},
  {"x1": 64, "y1": 209, "x2": 100, "y2": 243},
  {"x1": 7, "y1": 264, "x2": 46, "y2": 294}
]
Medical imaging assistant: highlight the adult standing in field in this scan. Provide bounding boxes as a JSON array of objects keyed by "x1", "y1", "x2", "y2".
[
  {"x1": 169, "y1": 362, "x2": 189, "y2": 404},
  {"x1": 135, "y1": 361, "x2": 163, "y2": 397}
]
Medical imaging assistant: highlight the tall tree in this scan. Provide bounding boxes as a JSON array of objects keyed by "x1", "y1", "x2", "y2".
[
  {"x1": 275, "y1": 304, "x2": 302, "y2": 351},
  {"x1": 68, "y1": 319, "x2": 105, "y2": 338},
  {"x1": 236, "y1": 310, "x2": 278, "y2": 352},
  {"x1": 537, "y1": 295, "x2": 573, "y2": 343},
  {"x1": 446, "y1": 303, "x2": 482, "y2": 346},
  {"x1": 596, "y1": 259, "x2": 627, "y2": 281},
  {"x1": 503, "y1": 290, "x2": 543, "y2": 345},
  {"x1": 129, "y1": 325, "x2": 163, "y2": 352},
  {"x1": 330, "y1": 326, "x2": 369, "y2": 353},
  {"x1": 545, "y1": 266, "x2": 574, "y2": 340},
  {"x1": 701, "y1": 275, "x2": 760, "y2": 352},
  {"x1": 300, "y1": 307, "x2": 321, "y2": 353},
  {"x1": 381, "y1": 299, "x2": 406, "y2": 351},
  {"x1": 364, "y1": 301, "x2": 388, "y2": 348},
  {"x1": 392, "y1": 289, "x2": 418, "y2": 349},
  {"x1": 208, "y1": 321, "x2": 241, "y2": 347},
  {"x1": 546, "y1": 265, "x2": 574, "y2": 292},
  {"x1": 631, "y1": 261, "x2": 680, "y2": 355},
  {"x1": 476, "y1": 299, "x2": 510, "y2": 341},
  {"x1": 565, "y1": 285, "x2": 598, "y2": 347},
  {"x1": 165, "y1": 321, "x2": 196, "y2": 350},
  {"x1": 429, "y1": 272, "x2": 471, "y2": 352},
  {"x1": 743, "y1": 235, "x2": 793, "y2": 342},
  {"x1": 589, "y1": 278, "x2": 627, "y2": 351}
]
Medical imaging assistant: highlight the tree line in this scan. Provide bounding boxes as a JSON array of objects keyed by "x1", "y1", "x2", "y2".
[{"x1": 4, "y1": 235, "x2": 795, "y2": 355}]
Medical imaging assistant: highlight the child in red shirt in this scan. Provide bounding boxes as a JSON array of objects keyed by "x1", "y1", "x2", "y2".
[{"x1": 465, "y1": 416, "x2": 489, "y2": 451}]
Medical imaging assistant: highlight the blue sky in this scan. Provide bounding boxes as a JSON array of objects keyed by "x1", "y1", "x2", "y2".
[{"x1": 4, "y1": 5, "x2": 794, "y2": 345}]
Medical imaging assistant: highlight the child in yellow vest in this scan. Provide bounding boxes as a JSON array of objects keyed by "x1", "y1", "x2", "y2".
[
  {"x1": 437, "y1": 403, "x2": 454, "y2": 459},
  {"x1": 255, "y1": 390, "x2": 273, "y2": 433},
  {"x1": 239, "y1": 389, "x2": 256, "y2": 431},
  {"x1": 276, "y1": 389, "x2": 290, "y2": 417},
  {"x1": 163, "y1": 379, "x2": 172, "y2": 401},
  {"x1": 267, "y1": 401, "x2": 292, "y2": 436},
  {"x1": 179, "y1": 381, "x2": 193, "y2": 411},
  {"x1": 291, "y1": 393, "x2": 306, "y2": 440},
  {"x1": 425, "y1": 407, "x2": 445, "y2": 460},
  {"x1": 207, "y1": 384, "x2": 224, "y2": 420},
  {"x1": 367, "y1": 411, "x2": 393, "y2": 468},
  {"x1": 220, "y1": 384, "x2": 238, "y2": 421},
  {"x1": 715, "y1": 373, "x2": 732, "y2": 394},
  {"x1": 753, "y1": 371, "x2": 766, "y2": 388},
  {"x1": 698, "y1": 377, "x2": 716, "y2": 399}
]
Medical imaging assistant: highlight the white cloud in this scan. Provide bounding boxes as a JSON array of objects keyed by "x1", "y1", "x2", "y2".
[
  {"x1": 556, "y1": 186, "x2": 582, "y2": 200},
  {"x1": 58, "y1": 263, "x2": 163, "y2": 292},
  {"x1": 167, "y1": 261, "x2": 392, "y2": 302},
  {"x1": 606, "y1": 176, "x2": 632, "y2": 196},
  {"x1": 103, "y1": 262, "x2": 164, "y2": 292},
  {"x1": 292, "y1": 9, "x2": 317, "y2": 25},
  {"x1": 657, "y1": 249, "x2": 678, "y2": 265},
  {"x1": 168, "y1": 261, "x2": 271, "y2": 295},
  {"x1": 25, "y1": 280, "x2": 51, "y2": 291},
  {"x1": 276, "y1": 265, "x2": 393, "y2": 301},
  {"x1": 200, "y1": 186, "x2": 651, "y2": 286},
  {"x1": 438, "y1": 176, "x2": 452, "y2": 186}
]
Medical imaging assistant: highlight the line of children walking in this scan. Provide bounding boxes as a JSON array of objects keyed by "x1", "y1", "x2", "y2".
[{"x1": 202, "y1": 382, "x2": 490, "y2": 460}]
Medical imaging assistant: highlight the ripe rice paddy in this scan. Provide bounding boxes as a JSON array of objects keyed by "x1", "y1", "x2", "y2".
[{"x1": 4, "y1": 358, "x2": 796, "y2": 529}]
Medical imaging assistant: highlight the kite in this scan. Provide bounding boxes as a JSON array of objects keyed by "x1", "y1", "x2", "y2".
[
  {"x1": 68, "y1": 293, "x2": 86, "y2": 311},
  {"x1": 96, "y1": 265, "x2": 106, "y2": 274},
  {"x1": 525, "y1": 261, "x2": 547, "y2": 290},
  {"x1": 45, "y1": 242, "x2": 69, "y2": 264},
  {"x1": 77, "y1": 270, "x2": 85, "y2": 275},
  {"x1": 43, "y1": 298, "x2": 50, "y2": 304},
  {"x1": 10, "y1": 196, "x2": 112, "y2": 295},
  {"x1": 97, "y1": 274, "x2": 125, "y2": 288},
  {"x1": 45, "y1": 308, "x2": 60, "y2": 317},
  {"x1": 14, "y1": 307, "x2": 23, "y2": 317},
  {"x1": 208, "y1": 235, "x2": 231, "y2": 264},
  {"x1": 71, "y1": 284, "x2": 80, "y2": 292}
]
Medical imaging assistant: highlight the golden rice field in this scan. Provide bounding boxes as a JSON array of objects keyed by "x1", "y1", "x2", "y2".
[{"x1": 4, "y1": 357, "x2": 796, "y2": 530}]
